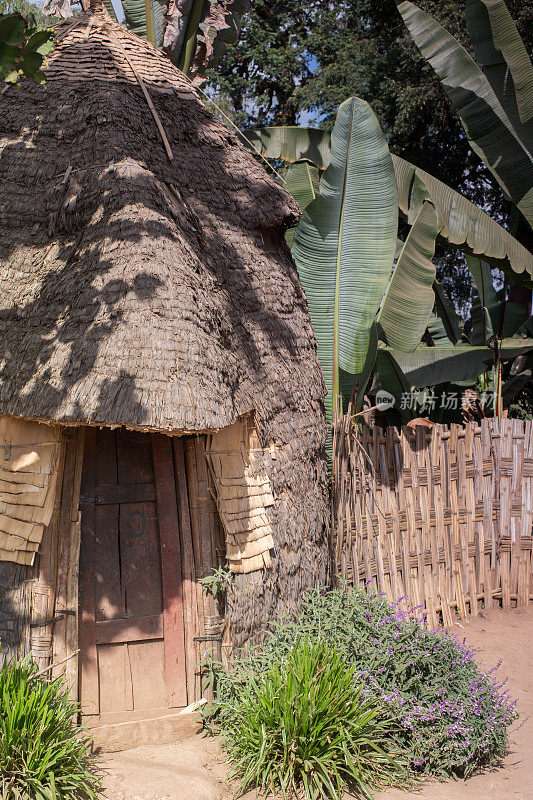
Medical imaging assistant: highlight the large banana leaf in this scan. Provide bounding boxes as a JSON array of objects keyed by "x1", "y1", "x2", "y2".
[
  {"x1": 291, "y1": 97, "x2": 398, "y2": 421},
  {"x1": 284, "y1": 160, "x2": 320, "y2": 247},
  {"x1": 466, "y1": 0, "x2": 533, "y2": 138},
  {"x1": 397, "y1": 1, "x2": 533, "y2": 228},
  {"x1": 379, "y1": 338, "x2": 533, "y2": 388},
  {"x1": 378, "y1": 200, "x2": 438, "y2": 350},
  {"x1": 244, "y1": 126, "x2": 533, "y2": 280},
  {"x1": 393, "y1": 155, "x2": 533, "y2": 280}
]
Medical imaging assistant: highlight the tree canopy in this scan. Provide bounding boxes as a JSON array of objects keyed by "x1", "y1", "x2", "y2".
[{"x1": 208, "y1": 0, "x2": 530, "y2": 195}]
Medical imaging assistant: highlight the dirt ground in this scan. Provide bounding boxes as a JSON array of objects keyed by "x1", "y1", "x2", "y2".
[{"x1": 100, "y1": 606, "x2": 533, "y2": 800}]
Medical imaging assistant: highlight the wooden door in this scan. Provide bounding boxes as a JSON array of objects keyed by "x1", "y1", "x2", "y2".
[{"x1": 78, "y1": 428, "x2": 187, "y2": 722}]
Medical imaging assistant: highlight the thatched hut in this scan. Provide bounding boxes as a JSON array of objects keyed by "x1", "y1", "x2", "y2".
[{"x1": 0, "y1": 4, "x2": 328, "y2": 732}]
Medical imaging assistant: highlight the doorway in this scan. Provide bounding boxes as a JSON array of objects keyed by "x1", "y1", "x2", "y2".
[{"x1": 78, "y1": 427, "x2": 186, "y2": 724}]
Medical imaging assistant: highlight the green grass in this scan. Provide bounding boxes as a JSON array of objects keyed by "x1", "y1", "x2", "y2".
[
  {"x1": 217, "y1": 637, "x2": 408, "y2": 799},
  {"x1": 0, "y1": 655, "x2": 101, "y2": 800}
]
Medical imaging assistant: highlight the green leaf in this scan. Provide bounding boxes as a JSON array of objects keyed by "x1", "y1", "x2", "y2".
[
  {"x1": 467, "y1": 254, "x2": 527, "y2": 339},
  {"x1": 291, "y1": 97, "x2": 398, "y2": 421},
  {"x1": 378, "y1": 200, "x2": 438, "y2": 350},
  {"x1": 284, "y1": 160, "x2": 319, "y2": 247},
  {"x1": 393, "y1": 153, "x2": 533, "y2": 280},
  {"x1": 380, "y1": 338, "x2": 533, "y2": 388},
  {"x1": 466, "y1": 0, "x2": 533, "y2": 135},
  {"x1": 244, "y1": 126, "x2": 533, "y2": 280},
  {"x1": 354, "y1": 321, "x2": 378, "y2": 411},
  {"x1": 376, "y1": 348, "x2": 413, "y2": 413},
  {"x1": 338, "y1": 322, "x2": 379, "y2": 413},
  {"x1": 503, "y1": 367, "x2": 531, "y2": 404},
  {"x1": 243, "y1": 126, "x2": 332, "y2": 169},
  {"x1": 466, "y1": 255, "x2": 496, "y2": 344},
  {"x1": 20, "y1": 28, "x2": 54, "y2": 82},
  {"x1": 0, "y1": 13, "x2": 25, "y2": 45},
  {"x1": 397, "y1": 0, "x2": 533, "y2": 227},
  {"x1": 500, "y1": 300, "x2": 529, "y2": 337},
  {"x1": 121, "y1": 0, "x2": 162, "y2": 46},
  {"x1": 21, "y1": 29, "x2": 54, "y2": 57},
  {"x1": 430, "y1": 281, "x2": 463, "y2": 345}
]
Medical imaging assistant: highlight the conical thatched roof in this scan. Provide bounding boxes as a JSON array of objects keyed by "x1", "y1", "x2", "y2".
[
  {"x1": 0, "y1": 8, "x2": 329, "y2": 641},
  {"x1": 0, "y1": 7, "x2": 323, "y2": 437}
]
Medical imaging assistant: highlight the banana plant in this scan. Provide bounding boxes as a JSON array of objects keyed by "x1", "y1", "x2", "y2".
[
  {"x1": 43, "y1": 0, "x2": 249, "y2": 79},
  {"x1": 245, "y1": 126, "x2": 533, "y2": 282},
  {"x1": 245, "y1": 117, "x2": 533, "y2": 420},
  {"x1": 397, "y1": 0, "x2": 533, "y2": 229}
]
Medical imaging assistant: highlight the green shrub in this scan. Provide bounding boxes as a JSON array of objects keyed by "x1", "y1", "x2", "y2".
[
  {"x1": 0, "y1": 655, "x2": 101, "y2": 800},
  {"x1": 218, "y1": 637, "x2": 408, "y2": 799},
  {"x1": 206, "y1": 587, "x2": 518, "y2": 783}
]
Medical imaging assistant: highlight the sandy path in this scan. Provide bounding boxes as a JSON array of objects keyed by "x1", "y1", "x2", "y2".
[{"x1": 100, "y1": 606, "x2": 533, "y2": 800}]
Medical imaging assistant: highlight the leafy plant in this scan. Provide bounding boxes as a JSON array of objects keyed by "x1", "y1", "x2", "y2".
[
  {"x1": 398, "y1": 0, "x2": 533, "y2": 228},
  {"x1": 216, "y1": 636, "x2": 408, "y2": 800},
  {"x1": 246, "y1": 119, "x2": 533, "y2": 422},
  {"x1": 0, "y1": 11, "x2": 54, "y2": 85},
  {"x1": 0, "y1": 655, "x2": 101, "y2": 799},
  {"x1": 199, "y1": 565, "x2": 232, "y2": 599},
  {"x1": 291, "y1": 96, "x2": 398, "y2": 420},
  {"x1": 206, "y1": 587, "x2": 518, "y2": 781},
  {"x1": 243, "y1": 0, "x2": 533, "y2": 420}
]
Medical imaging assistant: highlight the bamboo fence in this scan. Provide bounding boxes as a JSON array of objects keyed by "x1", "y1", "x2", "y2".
[{"x1": 333, "y1": 407, "x2": 533, "y2": 627}]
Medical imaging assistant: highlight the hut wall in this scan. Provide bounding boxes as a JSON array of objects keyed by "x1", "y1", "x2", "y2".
[
  {"x1": 0, "y1": 427, "x2": 84, "y2": 679},
  {"x1": 223, "y1": 410, "x2": 330, "y2": 647},
  {"x1": 0, "y1": 561, "x2": 32, "y2": 661}
]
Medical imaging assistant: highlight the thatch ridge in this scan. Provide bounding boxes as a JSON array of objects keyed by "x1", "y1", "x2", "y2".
[{"x1": 0, "y1": 9, "x2": 329, "y2": 640}]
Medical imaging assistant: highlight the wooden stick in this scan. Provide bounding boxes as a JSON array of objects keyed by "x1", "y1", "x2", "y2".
[
  {"x1": 107, "y1": 29, "x2": 174, "y2": 162},
  {"x1": 33, "y1": 650, "x2": 80, "y2": 679}
]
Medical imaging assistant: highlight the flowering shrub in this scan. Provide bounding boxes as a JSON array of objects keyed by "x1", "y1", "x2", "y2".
[{"x1": 206, "y1": 587, "x2": 517, "y2": 781}]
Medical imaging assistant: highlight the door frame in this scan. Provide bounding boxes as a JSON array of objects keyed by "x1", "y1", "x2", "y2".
[{"x1": 78, "y1": 428, "x2": 187, "y2": 719}]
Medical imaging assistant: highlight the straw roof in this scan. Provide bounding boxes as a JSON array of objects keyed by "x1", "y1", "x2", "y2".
[{"x1": 0, "y1": 7, "x2": 324, "y2": 439}]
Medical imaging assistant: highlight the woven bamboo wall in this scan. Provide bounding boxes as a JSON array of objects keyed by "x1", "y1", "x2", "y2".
[{"x1": 333, "y1": 412, "x2": 533, "y2": 627}]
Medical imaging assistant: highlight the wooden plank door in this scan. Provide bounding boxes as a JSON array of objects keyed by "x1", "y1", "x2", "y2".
[{"x1": 78, "y1": 428, "x2": 186, "y2": 721}]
